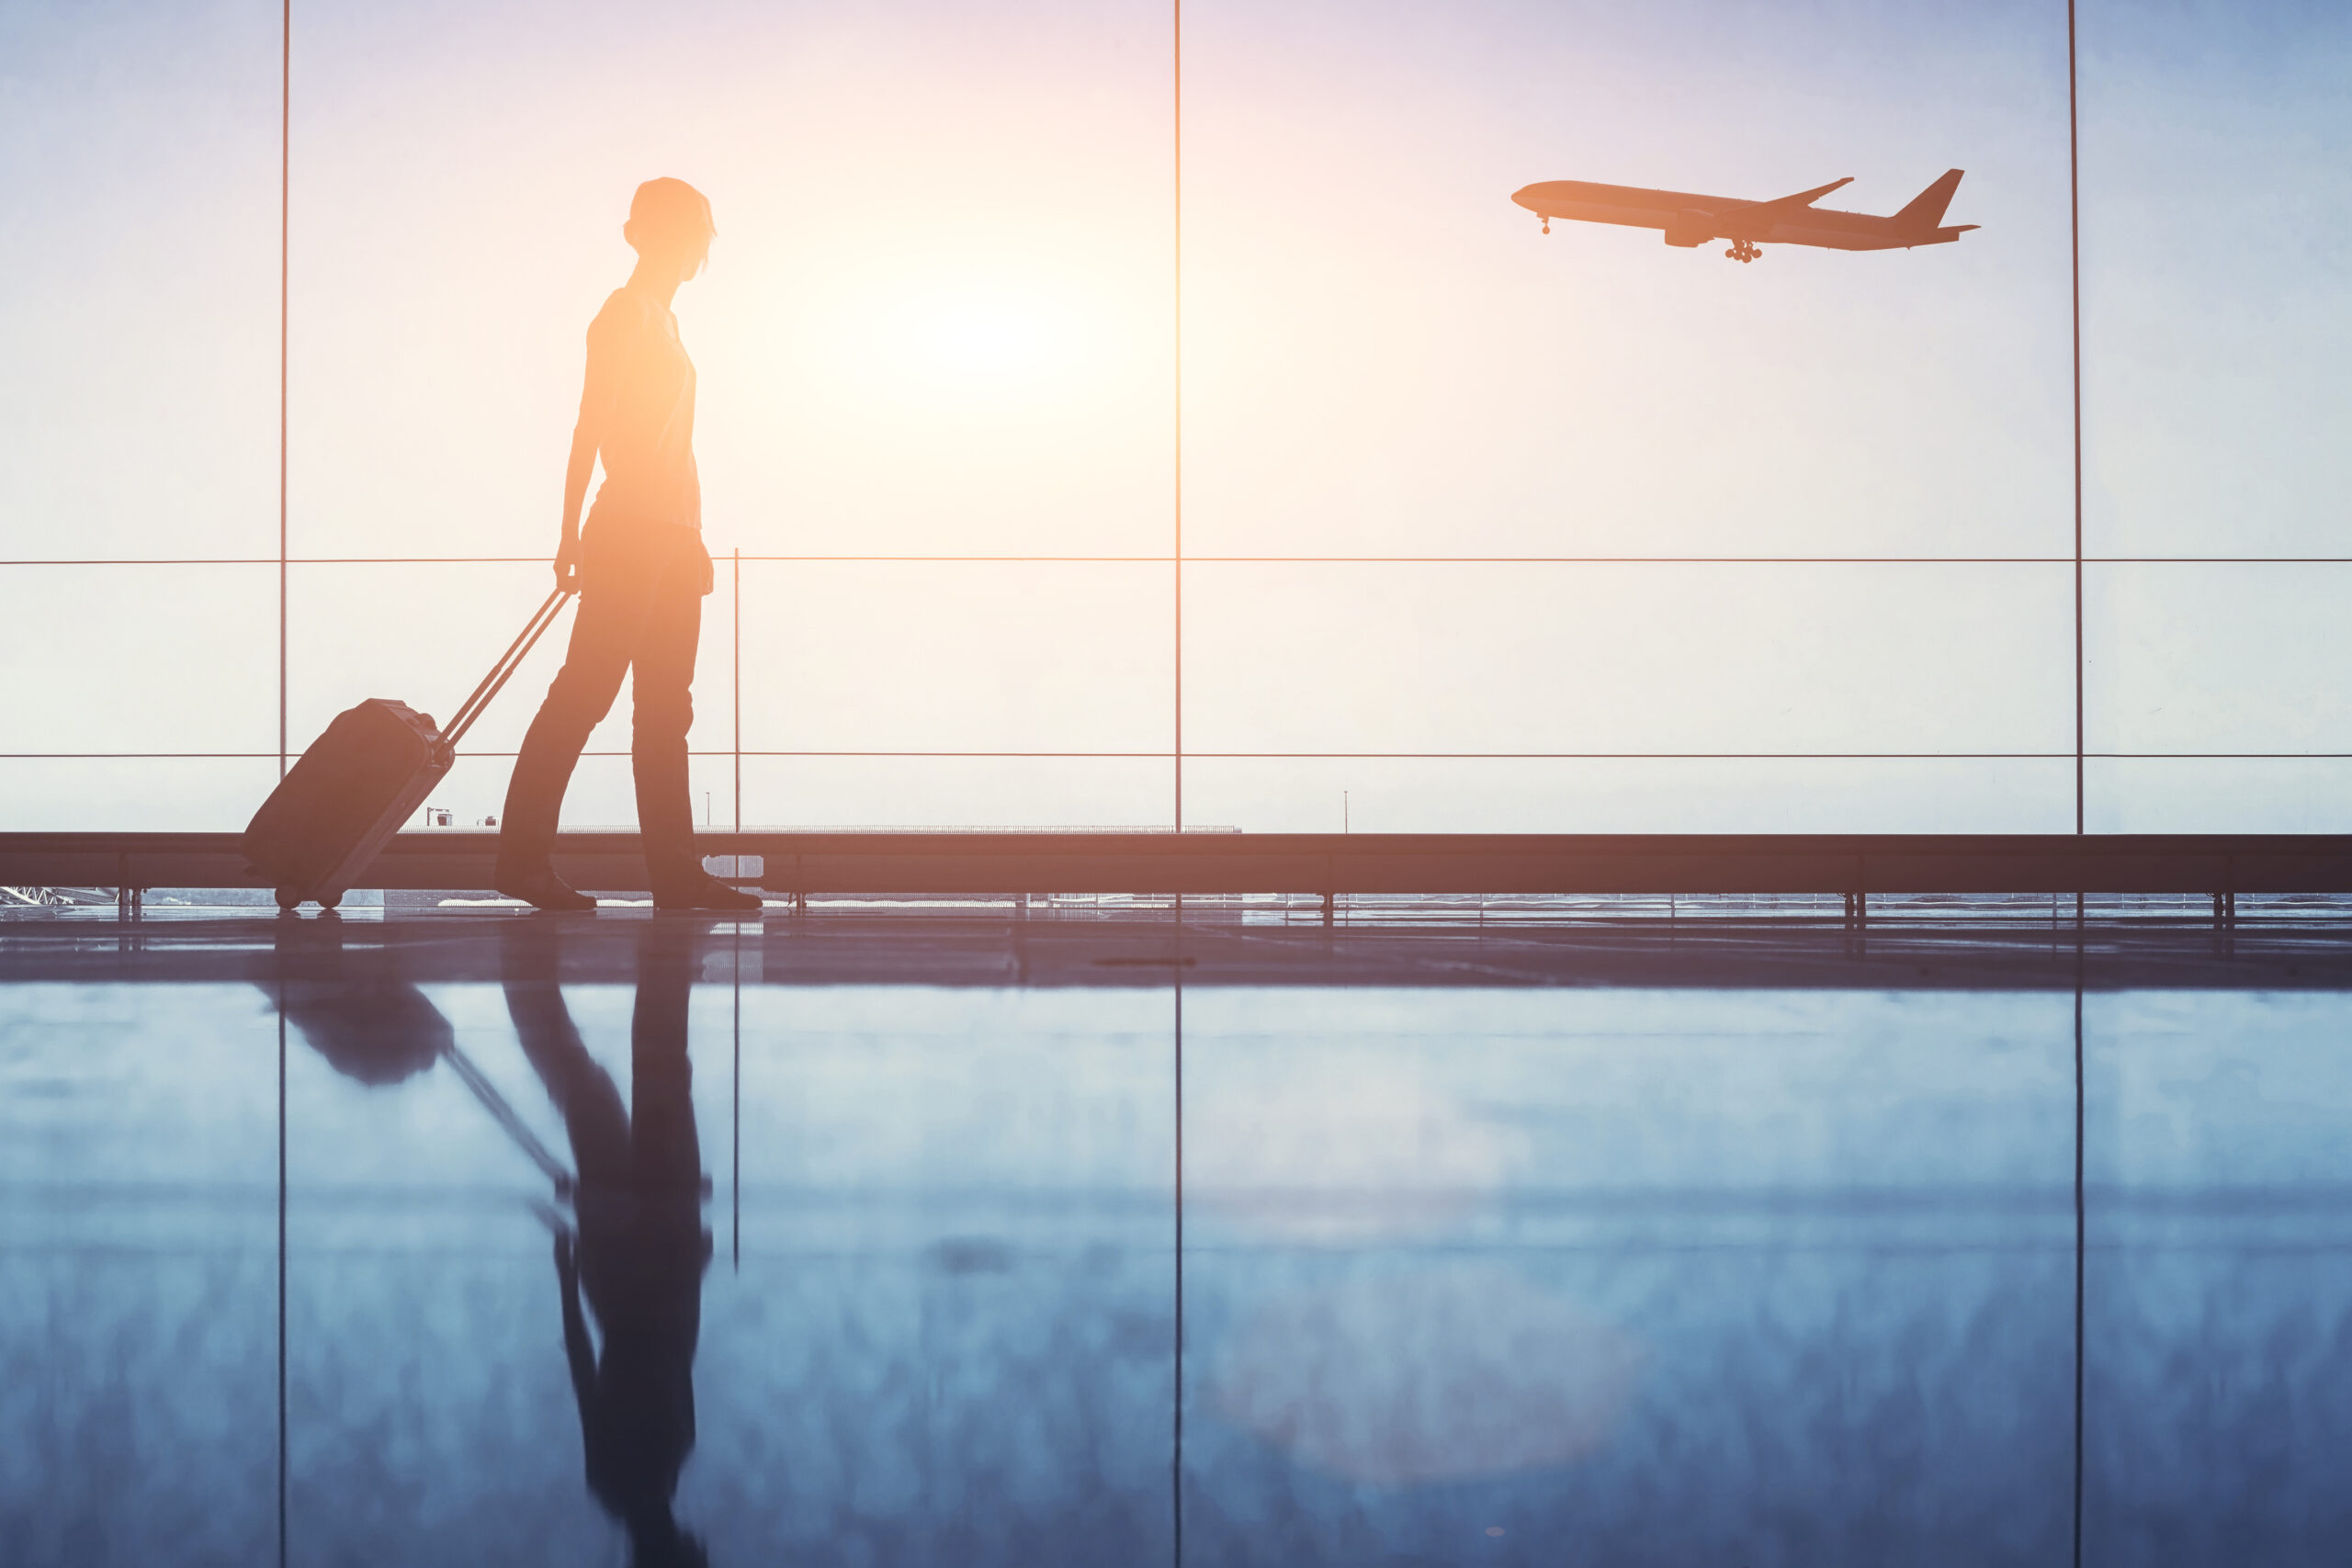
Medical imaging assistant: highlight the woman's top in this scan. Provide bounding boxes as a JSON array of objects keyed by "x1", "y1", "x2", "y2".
[{"x1": 582, "y1": 282, "x2": 700, "y2": 532}]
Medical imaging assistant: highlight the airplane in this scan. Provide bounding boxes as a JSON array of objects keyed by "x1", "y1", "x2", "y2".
[{"x1": 1510, "y1": 170, "x2": 1975, "y2": 263}]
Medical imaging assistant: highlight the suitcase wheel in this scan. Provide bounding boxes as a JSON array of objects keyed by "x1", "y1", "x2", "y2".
[
  {"x1": 318, "y1": 892, "x2": 342, "y2": 911},
  {"x1": 275, "y1": 887, "x2": 302, "y2": 912}
]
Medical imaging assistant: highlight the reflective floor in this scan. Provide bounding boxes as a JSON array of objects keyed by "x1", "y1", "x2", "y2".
[{"x1": 5, "y1": 912, "x2": 2351, "y2": 1566}]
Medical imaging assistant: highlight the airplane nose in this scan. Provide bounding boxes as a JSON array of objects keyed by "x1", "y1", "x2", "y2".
[{"x1": 1510, "y1": 185, "x2": 1542, "y2": 210}]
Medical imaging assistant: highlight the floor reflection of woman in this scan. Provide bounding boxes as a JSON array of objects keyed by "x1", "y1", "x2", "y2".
[{"x1": 503, "y1": 922, "x2": 713, "y2": 1568}]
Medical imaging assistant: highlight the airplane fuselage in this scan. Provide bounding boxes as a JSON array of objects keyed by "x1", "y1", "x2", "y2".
[{"x1": 1512, "y1": 176, "x2": 1975, "y2": 256}]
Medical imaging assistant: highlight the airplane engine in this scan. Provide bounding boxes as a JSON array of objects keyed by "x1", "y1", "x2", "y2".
[{"x1": 1663, "y1": 209, "x2": 1714, "y2": 248}]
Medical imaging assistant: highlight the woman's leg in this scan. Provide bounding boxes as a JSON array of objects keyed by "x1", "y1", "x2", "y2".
[
  {"x1": 503, "y1": 970, "x2": 633, "y2": 1194},
  {"x1": 497, "y1": 590, "x2": 636, "y2": 884},
  {"x1": 628, "y1": 546, "x2": 707, "y2": 895},
  {"x1": 628, "y1": 920, "x2": 704, "y2": 1195}
]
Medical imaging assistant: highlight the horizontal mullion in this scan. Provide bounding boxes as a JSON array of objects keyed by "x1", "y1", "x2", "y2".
[
  {"x1": 12, "y1": 556, "x2": 2352, "y2": 568},
  {"x1": 16, "y1": 750, "x2": 2352, "y2": 761}
]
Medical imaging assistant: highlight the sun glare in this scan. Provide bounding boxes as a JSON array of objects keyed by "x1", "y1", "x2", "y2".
[
  {"x1": 933, "y1": 299, "x2": 1060, "y2": 378},
  {"x1": 786, "y1": 246, "x2": 1133, "y2": 417},
  {"x1": 891, "y1": 288, "x2": 1080, "y2": 392}
]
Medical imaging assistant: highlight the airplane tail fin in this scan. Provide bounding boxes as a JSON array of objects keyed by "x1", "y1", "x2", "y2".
[{"x1": 1895, "y1": 169, "x2": 1964, "y2": 230}]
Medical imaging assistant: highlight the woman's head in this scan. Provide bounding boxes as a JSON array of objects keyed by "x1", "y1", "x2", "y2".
[{"x1": 624, "y1": 177, "x2": 716, "y2": 282}]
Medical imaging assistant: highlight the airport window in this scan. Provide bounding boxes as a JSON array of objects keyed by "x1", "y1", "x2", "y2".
[{"x1": 3, "y1": 2, "x2": 2346, "y2": 835}]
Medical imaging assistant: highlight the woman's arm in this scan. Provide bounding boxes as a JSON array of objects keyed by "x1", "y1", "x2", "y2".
[{"x1": 554, "y1": 316, "x2": 620, "y2": 590}]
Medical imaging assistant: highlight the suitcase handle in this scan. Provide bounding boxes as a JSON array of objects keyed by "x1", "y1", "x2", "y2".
[{"x1": 444, "y1": 587, "x2": 575, "y2": 747}]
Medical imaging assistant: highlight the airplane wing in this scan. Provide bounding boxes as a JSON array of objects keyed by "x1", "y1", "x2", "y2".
[{"x1": 1727, "y1": 176, "x2": 1853, "y2": 221}]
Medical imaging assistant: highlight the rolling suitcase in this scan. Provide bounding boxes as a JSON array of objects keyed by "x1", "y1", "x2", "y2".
[{"x1": 243, "y1": 588, "x2": 574, "y2": 910}]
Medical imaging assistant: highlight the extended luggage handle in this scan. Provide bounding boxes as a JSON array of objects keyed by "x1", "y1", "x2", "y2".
[
  {"x1": 443, "y1": 587, "x2": 575, "y2": 748},
  {"x1": 441, "y1": 1040, "x2": 574, "y2": 1196}
]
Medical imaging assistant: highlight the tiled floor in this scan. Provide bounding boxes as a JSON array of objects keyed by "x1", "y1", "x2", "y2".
[{"x1": 4, "y1": 911, "x2": 2349, "y2": 1565}]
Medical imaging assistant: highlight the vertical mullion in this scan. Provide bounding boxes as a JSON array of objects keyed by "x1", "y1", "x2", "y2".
[
  {"x1": 277, "y1": 0, "x2": 291, "y2": 777},
  {"x1": 2068, "y1": 0, "x2": 2085, "y2": 834},
  {"x1": 1172, "y1": 0, "x2": 1183, "y2": 834},
  {"x1": 733, "y1": 547, "x2": 742, "y2": 834},
  {"x1": 1171, "y1": 13, "x2": 1188, "y2": 1564}
]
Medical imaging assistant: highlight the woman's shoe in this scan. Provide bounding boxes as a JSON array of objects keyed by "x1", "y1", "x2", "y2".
[
  {"x1": 651, "y1": 873, "x2": 763, "y2": 913},
  {"x1": 492, "y1": 863, "x2": 597, "y2": 912}
]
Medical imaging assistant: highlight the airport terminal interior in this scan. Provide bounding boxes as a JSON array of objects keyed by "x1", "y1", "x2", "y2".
[{"x1": 9, "y1": 1, "x2": 2352, "y2": 1564}]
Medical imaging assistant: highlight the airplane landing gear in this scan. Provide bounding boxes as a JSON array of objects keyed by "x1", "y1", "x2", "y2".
[
  {"x1": 1541, "y1": 216, "x2": 1551, "y2": 234},
  {"x1": 1724, "y1": 240, "x2": 1761, "y2": 263}
]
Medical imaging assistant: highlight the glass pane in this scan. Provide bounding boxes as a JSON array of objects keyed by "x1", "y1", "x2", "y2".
[
  {"x1": 740, "y1": 561, "x2": 1171, "y2": 754},
  {"x1": 286, "y1": 562, "x2": 583, "y2": 756},
  {"x1": 540, "y1": 752, "x2": 744, "y2": 840},
  {"x1": 290, "y1": 563, "x2": 1181, "y2": 833},
  {"x1": 2086, "y1": 563, "x2": 2352, "y2": 757},
  {"x1": 2085, "y1": 758, "x2": 2352, "y2": 834},
  {"x1": 1184, "y1": 0, "x2": 2072, "y2": 559},
  {"x1": 0, "y1": 758, "x2": 284, "y2": 834},
  {"x1": 285, "y1": 557, "x2": 743, "y2": 814},
  {"x1": 288, "y1": 0, "x2": 1172, "y2": 562},
  {"x1": 0, "y1": 2, "x2": 280, "y2": 560},
  {"x1": 1186, "y1": 563, "x2": 2072, "y2": 755},
  {"x1": 740, "y1": 755, "x2": 1171, "y2": 832},
  {"x1": 2080, "y1": 3, "x2": 2352, "y2": 557},
  {"x1": 0, "y1": 565, "x2": 277, "y2": 753}
]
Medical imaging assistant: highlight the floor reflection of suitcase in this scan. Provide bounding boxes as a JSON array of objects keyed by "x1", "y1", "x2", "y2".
[{"x1": 243, "y1": 589, "x2": 573, "y2": 911}]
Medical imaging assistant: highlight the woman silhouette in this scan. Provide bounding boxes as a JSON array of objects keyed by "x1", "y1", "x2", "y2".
[{"x1": 495, "y1": 177, "x2": 759, "y2": 912}]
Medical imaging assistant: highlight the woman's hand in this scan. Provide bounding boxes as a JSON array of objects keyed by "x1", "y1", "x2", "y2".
[{"x1": 553, "y1": 534, "x2": 581, "y2": 592}]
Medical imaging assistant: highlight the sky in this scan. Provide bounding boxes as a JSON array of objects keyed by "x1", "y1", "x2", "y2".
[{"x1": 2, "y1": 0, "x2": 2348, "y2": 833}]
